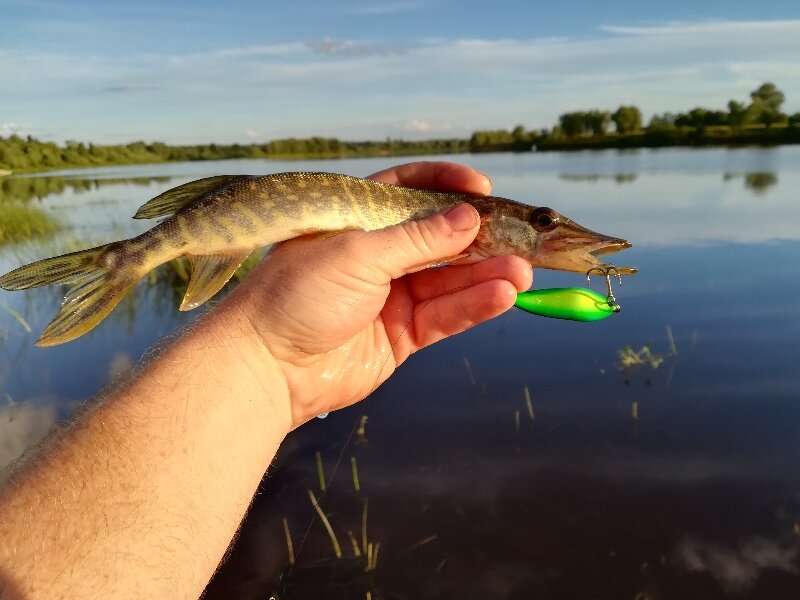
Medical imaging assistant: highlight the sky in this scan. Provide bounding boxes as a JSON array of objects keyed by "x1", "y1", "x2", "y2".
[{"x1": 2, "y1": 0, "x2": 800, "y2": 145}]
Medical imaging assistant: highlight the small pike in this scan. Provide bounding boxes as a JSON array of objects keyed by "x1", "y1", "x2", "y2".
[{"x1": 0, "y1": 172, "x2": 636, "y2": 346}]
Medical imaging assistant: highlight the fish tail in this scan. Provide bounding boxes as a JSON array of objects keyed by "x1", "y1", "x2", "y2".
[{"x1": 0, "y1": 243, "x2": 140, "y2": 346}]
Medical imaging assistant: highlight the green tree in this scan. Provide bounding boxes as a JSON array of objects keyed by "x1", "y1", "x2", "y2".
[
  {"x1": 585, "y1": 110, "x2": 611, "y2": 136},
  {"x1": 469, "y1": 131, "x2": 489, "y2": 148},
  {"x1": 727, "y1": 100, "x2": 746, "y2": 127},
  {"x1": 611, "y1": 106, "x2": 642, "y2": 134},
  {"x1": 647, "y1": 113, "x2": 677, "y2": 130},
  {"x1": 559, "y1": 112, "x2": 588, "y2": 137},
  {"x1": 749, "y1": 82, "x2": 786, "y2": 127},
  {"x1": 675, "y1": 108, "x2": 705, "y2": 128},
  {"x1": 750, "y1": 82, "x2": 785, "y2": 112},
  {"x1": 511, "y1": 125, "x2": 528, "y2": 142}
]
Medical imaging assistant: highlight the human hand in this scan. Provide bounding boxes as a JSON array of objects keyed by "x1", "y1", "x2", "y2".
[{"x1": 220, "y1": 162, "x2": 532, "y2": 429}]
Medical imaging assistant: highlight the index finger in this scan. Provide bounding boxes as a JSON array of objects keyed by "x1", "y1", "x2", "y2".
[{"x1": 368, "y1": 161, "x2": 492, "y2": 196}]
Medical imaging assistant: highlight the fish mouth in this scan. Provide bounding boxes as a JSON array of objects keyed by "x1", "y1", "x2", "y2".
[
  {"x1": 588, "y1": 240, "x2": 638, "y2": 275},
  {"x1": 540, "y1": 232, "x2": 637, "y2": 275}
]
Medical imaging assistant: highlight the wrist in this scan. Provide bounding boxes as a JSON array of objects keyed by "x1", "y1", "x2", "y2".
[{"x1": 188, "y1": 298, "x2": 295, "y2": 437}]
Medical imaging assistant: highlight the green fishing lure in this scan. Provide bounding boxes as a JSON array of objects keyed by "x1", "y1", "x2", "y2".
[
  {"x1": 515, "y1": 266, "x2": 625, "y2": 322},
  {"x1": 515, "y1": 287, "x2": 618, "y2": 321}
]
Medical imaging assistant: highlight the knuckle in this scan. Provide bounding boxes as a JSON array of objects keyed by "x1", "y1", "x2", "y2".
[{"x1": 402, "y1": 220, "x2": 439, "y2": 258}]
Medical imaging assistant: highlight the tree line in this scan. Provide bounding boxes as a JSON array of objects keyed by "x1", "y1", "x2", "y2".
[
  {"x1": 2, "y1": 82, "x2": 798, "y2": 173},
  {"x1": 0, "y1": 136, "x2": 469, "y2": 173},
  {"x1": 469, "y1": 82, "x2": 800, "y2": 151},
  {"x1": 555, "y1": 82, "x2": 793, "y2": 136}
]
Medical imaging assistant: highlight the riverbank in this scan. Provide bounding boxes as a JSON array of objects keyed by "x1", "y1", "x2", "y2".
[
  {"x1": 532, "y1": 123, "x2": 800, "y2": 152},
  {"x1": 0, "y1": 137, "x2": 469, "y2": 175},
  {"x1": 2, "y1": 124, "x2": 799, "y2": 176}
]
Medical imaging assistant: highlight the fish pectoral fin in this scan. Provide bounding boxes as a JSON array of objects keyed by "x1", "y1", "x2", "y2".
[
  {"x1": 180, "y1": 250, "x2": 252, "y2": 311},
  {"x1": 291, "y1": 227, "x2": 360, "y2": 240},
  {"x1": 134, "y1": 176, "x2": 250, "y2": 219},
  {"x1": 445, "y1": 252, "x2": 484, "y2": 265},
  {"x1": 404, "y1": 252, "x2": 471, "y2": 274}
]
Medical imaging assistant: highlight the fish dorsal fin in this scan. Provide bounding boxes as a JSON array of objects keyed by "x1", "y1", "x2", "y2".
[
  {"x1": 179, "y1": 250, "x2": 252, "y2": 311},
  {"x1": 134, "y1": 176, "x2": 248, "y2": 220}
]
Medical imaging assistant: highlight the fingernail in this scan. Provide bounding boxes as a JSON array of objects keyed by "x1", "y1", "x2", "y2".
[
  {"x1": 480, "y1": 172, "x2": 493, "y2": 187},
  {"x1": 444, "y1": 203, "x2": 478, "y2": 231}
]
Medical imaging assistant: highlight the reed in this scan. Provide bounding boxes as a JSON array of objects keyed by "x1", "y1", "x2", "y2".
[
  {"x1": 315, "y1": 451, "x2": 326, "y2": 492},
  {"x1": 523, "y1": 385, "x2": 535, "y2": 420},
  {"x1": 347, "y1": 530, "x2": 362, "y2": 557},
  {"x1": 462, "y1": 357, "x2": 477, "y2": 387},
  {"x1": 365, "y1": 542, "x2": 381, "y2": 572},
  {"x1": 0, "y1": 301, "x2": 31, "y2": 334},
  {"x1": 351, "y1": 456, "x2": 361, "y2": 492},
  {"x1": 411, "y1": 534, "x2": 437, "y2": 549},
  {"x1": 282, "y1": 517, "x2": 295, "y2": 565},
  {"x1": 361, "y1": 499, "x2": 369, "y2": 554},
  {"x1": 307, "y1": 489, "x2": 342, "y2": 559},
  {"x1": 356, "y1": 415, "x2": 369, "y2": 441},
  {"x1": 666, "y1": 325, "x2": 678, "y2": 356},
  {"x1": 0, "y1": 203, "x2": 58, "y2": 244}
]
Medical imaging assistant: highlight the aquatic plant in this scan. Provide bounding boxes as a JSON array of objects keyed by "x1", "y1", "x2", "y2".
[
  {"x1": 315, "y1": 451, "x2": 326, "y2": 492},
  {"x1": 617, "y1": 345, "x2": 665, "y2": 370},
  {"x1": 307, "y1": 489, "x2": 342, "y2": 559},
  {"x1": 351, "y1": 457, "x2": 360, "y2": 493},
  {"x1": 0, "y1": 204, "x2": 59, "y2": 245}
]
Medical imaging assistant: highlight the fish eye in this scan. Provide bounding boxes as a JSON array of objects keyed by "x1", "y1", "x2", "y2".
[{"x1": 531, "y1": 208, "x2": 559, "y2": 231}]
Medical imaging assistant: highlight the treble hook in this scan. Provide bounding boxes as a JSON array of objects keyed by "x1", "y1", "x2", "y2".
[{"x1": 586, "y1": 265, "x2": 623, "y2": 312}]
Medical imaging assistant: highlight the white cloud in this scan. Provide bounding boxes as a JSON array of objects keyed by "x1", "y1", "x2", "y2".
[
  {"x1": 407, "y1": 119, "x2": 432, "y2": 131},
  {"x1": 405, "y1": 118, "x2": 451, "y2": 132},
  {"x1": 0, "y1": 122, "x2": 35, "y2": 136},
  {"x1": 306, "y1": 36, "x2": 413, "y2": 57},
  {"x1": 677, "y1": 537, "x2": 799, "y2": 592},
  {"x1": 2, "y1": 20, "x2": 799, "y2": 143},
  {"x1": 600, "y1": 19, "x2": 800, "y2": 37},
  {"x1": 343, "y1": 0, "x2": 431, "y2": 15},
  {"x1": 103, "y1": 84, "x2": 158, "y2": 93},
  {"x1": 168, "y1": 43, "x2": 308, "y2": 64}
]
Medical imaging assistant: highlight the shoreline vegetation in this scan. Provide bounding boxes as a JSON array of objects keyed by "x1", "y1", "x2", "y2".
[
  {"x1": 1, "y1": 82, "x2": 798, "y2": 175},
  {"x1": 0, "y1": 203, "x2": 59, "y2": 245}
]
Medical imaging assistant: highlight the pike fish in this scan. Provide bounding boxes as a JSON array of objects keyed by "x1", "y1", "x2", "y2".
[{"x1": 0, "y1": 172, "x2": 636, "y2": 346}]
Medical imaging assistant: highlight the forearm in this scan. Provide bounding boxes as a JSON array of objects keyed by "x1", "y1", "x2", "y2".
[{"x1": 0, "y1": 303, "x2": 291, "y2": 599}]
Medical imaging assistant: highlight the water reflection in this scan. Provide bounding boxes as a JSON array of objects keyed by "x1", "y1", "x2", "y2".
[
  {"x1": 0, "y1": 397, "x2": 59, "y2": 468},
  {"x1": 743, "y1": 172, "x2": 779, "y2": 195},
  {"x1": 0, "y1": 148, "x2": 799, "y2": 598},
  {"x1": 677, "y1": 537, "x2": 798, "y2": 593},
  {"x1": 0, "y1": 174, "x2": 171, "y2": 203},
  {"x1": 723, "y1": 171, "x2": 779, "y2": 195},
  {"x1": 559, "y1": 173, "x2": 639, "y2": 184},
  {"x1": 205, "y1": 354, "x2": 800, "y2": 599}
]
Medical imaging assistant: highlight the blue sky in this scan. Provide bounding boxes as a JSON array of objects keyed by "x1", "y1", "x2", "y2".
[{"x1": 2, "y1": 0, "x2": 799, "y2": 144}]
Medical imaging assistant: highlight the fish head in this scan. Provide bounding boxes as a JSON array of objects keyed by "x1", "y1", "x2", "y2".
[{"x1": 471, "y1": 198, "x2": 637, "y2": 275}]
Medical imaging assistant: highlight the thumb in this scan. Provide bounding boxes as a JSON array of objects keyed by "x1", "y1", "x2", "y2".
[{"x1": 365, "y1": 203, "x2": 480, "y2": 280}]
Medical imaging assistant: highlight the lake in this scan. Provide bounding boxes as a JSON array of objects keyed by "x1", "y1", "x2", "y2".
[{"x1": 1, "y1": 147, "x2": 799, "y2": 599}]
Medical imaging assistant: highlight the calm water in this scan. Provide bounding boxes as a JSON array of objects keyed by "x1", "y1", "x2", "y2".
[{"x1": 1, "y1": 147, "x2": 799, "y2": 599}]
